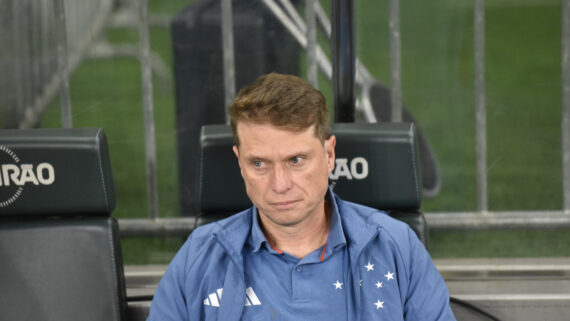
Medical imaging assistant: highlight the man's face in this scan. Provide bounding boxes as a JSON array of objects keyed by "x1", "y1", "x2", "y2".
[{"x1": 233, "y1": 122, "x2": 336, "y2": 228}]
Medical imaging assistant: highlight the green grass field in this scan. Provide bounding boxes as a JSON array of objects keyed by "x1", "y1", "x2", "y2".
[{"x1": 38, "y1": 0, "x2": 569, "y2": 263}]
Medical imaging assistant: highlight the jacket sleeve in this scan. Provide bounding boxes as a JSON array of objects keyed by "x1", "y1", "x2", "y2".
[
  {"x1": 403, "y1": 228, "x2": 456, "y2": 321},
  {"x1": 146, "y1": 235, "x2": 193, "y2": 321}
]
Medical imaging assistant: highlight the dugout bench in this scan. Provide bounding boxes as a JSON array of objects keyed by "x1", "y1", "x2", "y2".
[{"x1": 0, "y1": 124, "x2": 428, "y2": 320}]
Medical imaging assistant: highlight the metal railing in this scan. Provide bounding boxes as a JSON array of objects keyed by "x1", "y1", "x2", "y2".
[
  {"x1": 6, "y1": 0, "x2": 567, "y2": 235},
  {"x1": 119, "y1": 0, "x2": 570, "y2": 235},
  {"x1": 137, "y1": 0, "x2": 160, "y2": 220},
  {"x1": 0, "y1": 0, "x2": 112, "y2": 129},
  {"x1": 474, "y1": 0, "x2": 487, "y2": 213},
  {"x1": 562, "y1": 0, "x2": 570, "y2": 213}
]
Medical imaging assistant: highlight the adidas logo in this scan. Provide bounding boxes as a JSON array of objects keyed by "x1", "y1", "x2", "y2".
[
  {"x1": 203, "y1": 286, "x2": 261, "y2": 307},
  {"x1": 203, "y1": 288, "x2": 224, "y2": 307}
]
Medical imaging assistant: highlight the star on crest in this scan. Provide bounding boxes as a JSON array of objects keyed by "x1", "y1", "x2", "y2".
[
  {"x1": 384, "y1": 271, "x2": 395, "y2": 281},
  {"x1": 333, "y1": 280, "x2": 343, "y2": 290},
  {"x1": 375, "y1": 281, "x2": 383, "y2": 288},
  {"x1": 374, "y1": 299, "x2": 384, "y2": 309},
  {"x1": 365, "y1": 262, "x2": 375, "y2": 271}
]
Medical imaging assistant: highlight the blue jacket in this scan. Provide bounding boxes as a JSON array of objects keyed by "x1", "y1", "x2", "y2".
[{"x1": 147, "y1": 192, "x2": 455, "y2": 320}]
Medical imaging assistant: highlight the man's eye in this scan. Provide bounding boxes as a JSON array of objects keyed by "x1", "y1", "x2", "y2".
[
  {"x1": 290, "y1": 156, "x2": 302, "y2": 164},
  {"x1": 253, "y1": 160, "x2": 263, "y2": 168}
]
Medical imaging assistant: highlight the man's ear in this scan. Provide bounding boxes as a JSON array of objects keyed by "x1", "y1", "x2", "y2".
[
  {"x1": 325, "y1": 135, "x2": 336, "y2": 173},
  {"x1": 232, "y1": 145, "x2": 240, "y2": 163},
  {"x1": 232, "y1": 145, "x2": 244, "y2": 176}
]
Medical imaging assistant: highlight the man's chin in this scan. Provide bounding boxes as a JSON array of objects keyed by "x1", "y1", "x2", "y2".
[
  {"x1": 274, "y1": 217, "x2": 305, "y2": 227},
  {"x1": 259, "y1": 210, "x2": 306, "y2": 228}
]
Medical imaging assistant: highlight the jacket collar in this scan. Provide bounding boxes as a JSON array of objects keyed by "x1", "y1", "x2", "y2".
[
  {"x1": 212, "y1": 188, "x2": 380, "y2": 263},
  {"x1": 332, "y1": 188, "x2": 380, "y2": 271},
  {"x1": 248, "y1": 206, "x2": 268, "y2": 253},
  {"x1": 213, "y1": 209, "x2": 253, "y2": 265},
  {"x1": 334, "y1": 189, "x2": 379, "y2": 255}
]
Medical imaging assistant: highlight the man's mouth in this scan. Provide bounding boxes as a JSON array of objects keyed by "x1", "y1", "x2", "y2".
[{"x1": 270, "y1": 200, "x2": 300, "y2": 209}]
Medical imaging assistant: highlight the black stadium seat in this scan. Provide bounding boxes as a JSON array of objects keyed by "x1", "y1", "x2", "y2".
[
  {"x1": 198, "y1": 122, "x2": 429, "y2": 248},
  {"x1": 0, "y1": 128, "x2": 126, "y2": 321}
]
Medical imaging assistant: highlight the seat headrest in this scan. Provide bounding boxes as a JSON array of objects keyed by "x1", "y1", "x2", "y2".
[
  {"x1": 0, "y1": 128, "x2": 115, "y2": 216},
  {"x1": 328, "y1": 122, "x2": 422, "y2": 209},
  {"x1": 199, "y1": 122, "x2": 422, "y2": 213}
]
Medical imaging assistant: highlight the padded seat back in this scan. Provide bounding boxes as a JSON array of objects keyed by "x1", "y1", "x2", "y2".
[
  {"x1": 0, "y1": 128, "x2": 126, "y2": 321},
  {"x1": 199, "y1": 122, "x2": 429, "y2": 247}
]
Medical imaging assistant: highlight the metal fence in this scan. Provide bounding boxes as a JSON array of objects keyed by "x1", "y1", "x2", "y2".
[
  {"x1": 425, "y1": 0, "x2": 570, "y2": 229},
  {"x1": 2, "y1": 0, "x2": 568, "y2": 235},
  {"x1": 0, "y1": 0, "x2": 112, "y2": 129},
  {"x1": 118, "y1": 0, "x2": 570, "y2": 236}
]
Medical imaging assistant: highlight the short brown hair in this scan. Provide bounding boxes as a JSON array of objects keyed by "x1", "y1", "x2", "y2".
[{"x1": 230, "y1": 73, "x2": 329, "y2": 146}]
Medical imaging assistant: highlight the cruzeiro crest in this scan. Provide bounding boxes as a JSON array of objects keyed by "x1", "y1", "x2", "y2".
[{"x1": 0, "y1": 144, "x2": 55, "y2": 208}]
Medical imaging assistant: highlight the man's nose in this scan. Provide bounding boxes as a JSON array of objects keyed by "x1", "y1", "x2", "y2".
[{"x1": 271, "y1": 165, "x2": 292, "y2": 193}]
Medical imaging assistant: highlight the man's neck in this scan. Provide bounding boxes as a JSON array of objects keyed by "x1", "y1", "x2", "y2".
[{"x1": 260, "y1": 202, "x2": 331, "y2": 259}]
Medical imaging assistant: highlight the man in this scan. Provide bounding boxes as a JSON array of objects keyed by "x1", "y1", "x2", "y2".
[{"x1": 147, "y1": 73, "x2": 456, "y2": 320}]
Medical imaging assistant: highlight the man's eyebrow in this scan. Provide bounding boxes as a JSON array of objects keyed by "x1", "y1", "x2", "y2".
[
  {"x1": 240, "y1": 150, "x2": 270, "y2": 161},
  {"x1": 243, "y1": 154, "x2": 267, "y2": 161},
  {"x1": 242, "y1": 149, "x2": 315, "y2": 161},
  {"x1": 291, "y1": 149, "x2": 313, "y2": 156},
  {"x1": 284, "y1": 149, "x2": 315, "y2": 159}
]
